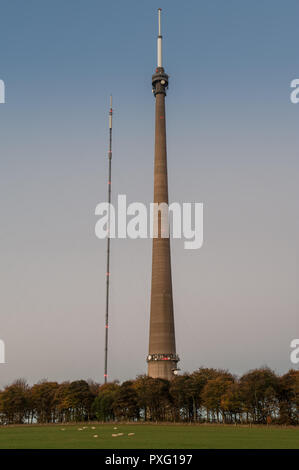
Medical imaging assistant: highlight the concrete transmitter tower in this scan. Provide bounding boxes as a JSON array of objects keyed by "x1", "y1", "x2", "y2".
[{"x1": 147, "y1": 9, "x2": 179, "y2": 380}]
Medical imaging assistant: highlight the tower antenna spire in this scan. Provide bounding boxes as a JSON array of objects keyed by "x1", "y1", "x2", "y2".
[
  {"x1": 104, "y1": 95, "x2": 113, "y2": 384},
  {"x1": 157, "y1": 8, "x2": 162, "y2": 68}
]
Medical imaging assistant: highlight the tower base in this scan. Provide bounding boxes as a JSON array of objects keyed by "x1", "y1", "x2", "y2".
[
  {"x1": 147, "y1": 353, "x2": 180, "y2": 380},
  {"x1": 148, "y1": 361, "x2": 178, "y2": 380}
]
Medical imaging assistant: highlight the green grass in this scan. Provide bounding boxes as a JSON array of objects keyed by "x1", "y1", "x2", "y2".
[{"x1": 0, "y1": 423, "x2": 298, "y2": 449}]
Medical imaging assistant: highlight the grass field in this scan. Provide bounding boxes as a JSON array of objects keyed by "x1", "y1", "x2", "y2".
[{"x1": 0, "y1": 423, "x2": 298, "y2": 449}]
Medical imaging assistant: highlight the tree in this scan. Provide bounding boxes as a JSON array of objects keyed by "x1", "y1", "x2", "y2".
[
  {"x1": 31, "y1": 381, "x2": 59, "y2": 423},
  {"x1": 278, "y1": 370, "x2": 299, "y2": 424},
  {"x1": 169, "y1": 375, "x2": 194, "y2": 421},
  {"x1": 221, "y1": 382, "x2": 243, "y2": 423},
  {"x1": 201, "y1": 373, "x2": 234, "y2": 422},
  {"x1": 0, "y1": 368, "x2": 297, "y2": 425},
  {"x1": 0, "y1": 379, "x2": 30, "y2": 424},
  {"x1": 133, "y1": 375, "x2": 151, "y2": 421},
  {"x1": 143, "y1": 378, "x2": 170, "y2": 421},
  {"x1": 239, "y1": 368, "x2": 279, "y2": 423},
  {"x1": 87, "y1": 379, "x2": 100, "y2": 397},
  {"x1": 65, "y1": 380, "x2": 94, "y2": 421},
  {"x1": 188, "y1": 368, "x2": 223, "y2": 421},
  {"x1": 113, "y1": 381, "x2": 139, "y2": 421},
  {"x1": 92, "y1": 382, "x2": 119, "y2": 422},
  {"x1": 54, "y1": 382, "x2": 71, "y2": 422}
]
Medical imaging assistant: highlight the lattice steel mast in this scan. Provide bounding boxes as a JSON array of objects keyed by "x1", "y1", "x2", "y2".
[{"x1": 104, "y1": 95, "x2": 113, "y2": 384}]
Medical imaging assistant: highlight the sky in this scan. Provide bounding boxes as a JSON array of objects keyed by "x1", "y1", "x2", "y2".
[{"x1": 0, "y1": 0, "x2": 298, "y2": 387}]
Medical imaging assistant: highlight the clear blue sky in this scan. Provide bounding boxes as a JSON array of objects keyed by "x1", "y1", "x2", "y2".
[{"x1": 0, "y1": 0, "x2": 298, "y2": 386}]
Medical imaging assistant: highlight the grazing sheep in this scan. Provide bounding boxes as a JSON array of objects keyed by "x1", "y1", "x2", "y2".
[
  {"x1": 112, "y1": 433, "x2": 118, "y2": 437},
  {"x1": 93, "y1": 435, "x2": 98, "y2": 438},
  {"x1": 128, "y1": 433, "x2": 135, "y2": 436},
  {"x1": 91, "y1": 426, "x2": 96, "y2": 430}
]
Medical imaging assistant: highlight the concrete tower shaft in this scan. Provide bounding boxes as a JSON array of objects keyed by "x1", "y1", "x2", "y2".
[{"x1": 147, "y1": 9, "x2": 179, "y2": 380}]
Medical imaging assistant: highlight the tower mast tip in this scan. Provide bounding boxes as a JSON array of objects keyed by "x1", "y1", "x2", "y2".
[{"x1": 157, "y1": 9, "x2": 162, "y2": 67}]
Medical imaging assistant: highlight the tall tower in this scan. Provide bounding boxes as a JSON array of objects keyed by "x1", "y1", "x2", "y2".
[
  {"x1": 104, "y1": 96, "x2": 113, "y2": 384},
  {"x1": 147, "y1": 9, "x2": 179, "y2": 380}
]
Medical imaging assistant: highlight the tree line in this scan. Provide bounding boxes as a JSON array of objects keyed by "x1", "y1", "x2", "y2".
[{"x1": 0, "y1": 367, "x2": 298, "y2": 425}]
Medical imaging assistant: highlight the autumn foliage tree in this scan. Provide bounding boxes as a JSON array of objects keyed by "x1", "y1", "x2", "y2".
[
  {"x1": 31, "y1": 381, "x2": 59, "y2": 423},
  {"x1": 0, "y1": 368, "x2": 298, "y2": 425},
  {"x1": 92, "y1": 382, "x2": 119, "y2": 422},
  {"x1": 239, "y1": 368, "x2": 279, "y2": 424}
]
